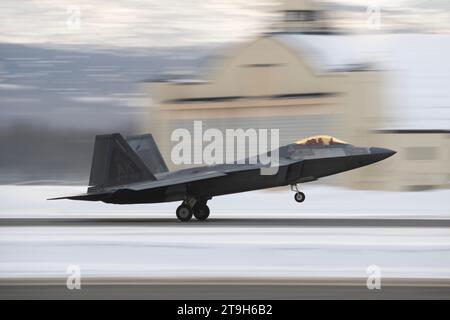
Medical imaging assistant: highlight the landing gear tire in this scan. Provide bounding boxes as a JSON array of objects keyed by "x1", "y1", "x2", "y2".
[
  {"x1": 193, "y1": 204, "x2": 210, "y2": 221},
  {"x1": 294, "y1": 192, "x2": 305, "y2": 203},
  {"x1": 176, "y1": 205, "x2": 193, "y2": 222}
]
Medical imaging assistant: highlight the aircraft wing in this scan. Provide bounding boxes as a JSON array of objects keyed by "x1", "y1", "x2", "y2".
[
  {"x1": 122, "y1": 171, "x2": 227, "y2": 191},
  {"x1": 48, "y1": 171, "x2": 227, "y2": 201}
]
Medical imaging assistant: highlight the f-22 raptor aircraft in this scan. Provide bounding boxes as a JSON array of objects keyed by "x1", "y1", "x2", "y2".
[{"x1": 50, "y1": 133, "x2": 395, "y2": 221}]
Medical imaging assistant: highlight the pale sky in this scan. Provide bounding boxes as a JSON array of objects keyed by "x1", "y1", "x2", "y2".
[{"x1": 0, "y1": 0, "x2": 448, "y2": 48}]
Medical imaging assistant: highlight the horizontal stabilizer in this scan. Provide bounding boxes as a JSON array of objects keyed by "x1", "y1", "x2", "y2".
[{"x1": 48, "y1": 192, "x2": 111, "y2": 201}]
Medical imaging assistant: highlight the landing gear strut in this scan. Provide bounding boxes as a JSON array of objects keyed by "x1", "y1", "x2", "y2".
[
  {"x1": 291, "y1": 184, "x2": 306, "y2": 203},
  {"x1": 176, "y1": 197, "x2": 210, "y2": 222}
]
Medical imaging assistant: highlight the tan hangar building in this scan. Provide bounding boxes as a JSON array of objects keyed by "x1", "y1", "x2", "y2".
[{"x1": 144, "y1": 0, "x2": 450, "y2": 191}]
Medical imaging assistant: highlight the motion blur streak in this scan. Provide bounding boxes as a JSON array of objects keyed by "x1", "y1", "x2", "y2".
[{"x1": 1, "y1": 0, "x2": 450, "y2": 299}]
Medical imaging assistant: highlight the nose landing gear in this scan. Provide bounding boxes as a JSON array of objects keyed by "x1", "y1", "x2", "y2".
[
  {"x1": 294, "y1": 191, "x2": 306, "y2": 203},
  {"x1": 291, "y1": 184, "x2": 306, "y2": 203},
  {"x1": 176, "y1": 197, "x2": 210, "y2": 222}
]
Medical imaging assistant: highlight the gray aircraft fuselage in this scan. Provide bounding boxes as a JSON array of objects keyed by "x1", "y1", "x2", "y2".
[
  {"x1": 98, "y1": 142, "x2": 395, "y2": 205},
  {"x1": 50, "y1": 133, "x2": 396, "y2": 221}
]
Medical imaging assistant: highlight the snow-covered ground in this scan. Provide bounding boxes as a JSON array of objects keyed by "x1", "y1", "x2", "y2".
[
  {"x1": 0, "y1": 185, "x2": 448, "y2": 219},
  {"x1": 1, "y1": 225, "x2": 450, "y2": 279},
  {"x1": 1, "y1": 185, "x2": 449, "y2": 280}
]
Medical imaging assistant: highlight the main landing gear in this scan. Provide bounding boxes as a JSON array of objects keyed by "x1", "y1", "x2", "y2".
[
  {"x1": 291, "y1": 184, "x2": 306, "y2": 203},
  {"x1": 176, "y1": 197, "x2": 210, "y2": 222}
]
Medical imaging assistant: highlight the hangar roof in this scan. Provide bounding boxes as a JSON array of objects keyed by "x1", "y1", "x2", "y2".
[
  {"x1": 272, "y1": 33, "x2": 450, "y2": 130},
  {"x1": 272, "y1": 33, "x2": 380, "y2": 72},
  {"x1": 151, "y1": 33, "x2": 450, "y2": 131}
]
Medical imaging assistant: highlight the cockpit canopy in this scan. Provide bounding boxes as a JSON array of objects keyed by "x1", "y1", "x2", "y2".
[{"x1": 295, "y1": 135, "x2": 348, "y2": 146}]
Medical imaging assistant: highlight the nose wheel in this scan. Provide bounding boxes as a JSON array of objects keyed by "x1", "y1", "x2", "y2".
[
  {"x1": 294, "y1": 191, "x2": 305, "y2": 203},
  {"x1": 291, "y1": 184, "x2": 306, "y2": 203}
]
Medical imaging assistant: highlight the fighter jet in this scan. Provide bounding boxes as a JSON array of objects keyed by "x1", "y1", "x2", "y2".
[{"x1": 49, "y1": 133, "x2": 396, "y2": 221}]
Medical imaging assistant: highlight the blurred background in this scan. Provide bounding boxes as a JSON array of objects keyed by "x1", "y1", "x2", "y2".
[
  {"x1": 2, "y1": 1, "x2": 450, "y2": 299},
  {"x1": 1, "y1": 0, "x2": 449, "y2": 191}
]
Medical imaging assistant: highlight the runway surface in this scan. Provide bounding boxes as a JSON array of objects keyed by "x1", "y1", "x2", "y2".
[
  {"x1": 2, "y1": 217, "x2": 450, "y2": 228},
  {"x1": 1, "y1": 186, "x2": 450, "y2": 299},
  {"x1": 2, "y1": 216, "x2": 450, "y2": 299},
  {"x1": 2, "y1": 278, "x2": 450, "y2": 299}
]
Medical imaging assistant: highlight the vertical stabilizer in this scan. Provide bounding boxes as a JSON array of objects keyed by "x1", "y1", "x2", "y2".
[
  {"x1": 126, "y1": 134, "x2": 169, "y2": 174},
  {"x1": 88, "y1": 133, "x2": 155, "y2": 191}
]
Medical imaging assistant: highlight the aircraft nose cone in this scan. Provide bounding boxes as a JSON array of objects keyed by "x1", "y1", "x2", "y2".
[{"x1": 369, "y1": 147, "x2": 397, "y2": 160}]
